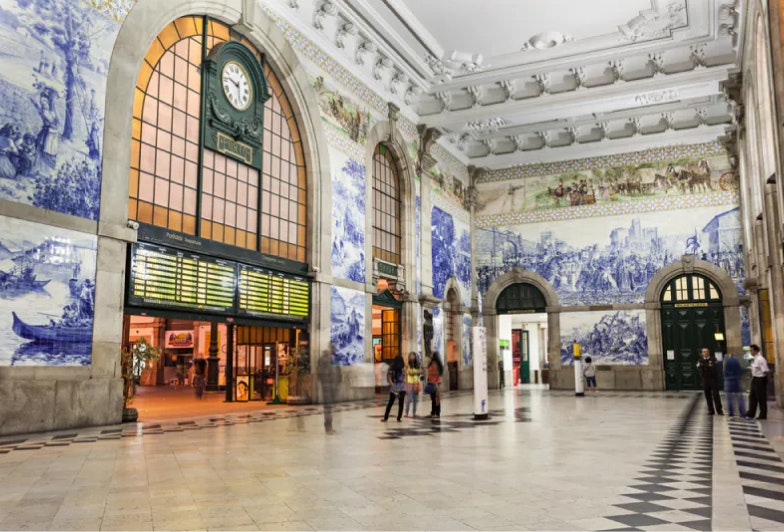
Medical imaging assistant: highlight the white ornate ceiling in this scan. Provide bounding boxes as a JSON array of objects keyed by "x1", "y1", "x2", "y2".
[{"x1": 267, "y1": 0, "x2": 743, "y2": 169}]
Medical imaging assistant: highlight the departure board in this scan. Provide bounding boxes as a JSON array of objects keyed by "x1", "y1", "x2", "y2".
[
  {"x1": 127, "y1": 242, "x2": 310, "y2": 321},
  {"x1": 129, "y1": 243, "x2": 236, "y2": 314},
  {"x1": 238, "y1": 265, "x2": 309, "y2": 319}
]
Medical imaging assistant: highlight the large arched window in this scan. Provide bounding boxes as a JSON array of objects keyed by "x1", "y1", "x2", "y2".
[
  {"x1": 129, "y1": 17, "x2": 307, "y2": 262},
  {"x1": 661, "y1": 274, "x2": 722, "y2": 303},
  {"x1": 371, "y1": 144, "x2": 401, "y2": 265}
]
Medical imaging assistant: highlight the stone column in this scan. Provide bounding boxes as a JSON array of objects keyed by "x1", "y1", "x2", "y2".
[{"x1": 207, "y1": 321, "x2": 220, "y2": 391}]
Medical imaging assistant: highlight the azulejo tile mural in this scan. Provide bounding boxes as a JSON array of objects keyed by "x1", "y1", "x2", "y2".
[
  {"x1": 477, "y1": 141, "x2": 726, "y2": 183},
  {"x1": 430, "y1": 165, "x2": 470, "y2": 211},
  {"x1": 311, "y1": 74, "x2": 374, "y2": 145},
  {"x1": 330, "y1": 286, "x2": 365, "y2": 366},
  {"x1": 476, "y1": 205, "x2": 744, "y2": 306},
  {"x1": 331, "y1": 157, "x2": 366, "y2": 283},
  {"x1": 475, "y1": 153, "x2": 734, "y2": 218},
  {"x1": 431, "y1": 206, "x2": 471, "y2": 305},
  {"x1": 0, "y1": 215, "x2": 97, "y2": 366},
  {"x1": 0, "y1": 0, "x2": 135, "y2": 220},
  {"x1": 560, "y1": 310, "x2": 648, "y2": 366}
]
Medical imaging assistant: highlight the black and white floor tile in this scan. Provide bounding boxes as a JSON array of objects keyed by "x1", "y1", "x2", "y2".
[
  {"x1": 601, "y1": 395, "x2": 715, "y2": 531},
  {"x1": 728, "y1": 417, "x2": 784, "y2": 531}
]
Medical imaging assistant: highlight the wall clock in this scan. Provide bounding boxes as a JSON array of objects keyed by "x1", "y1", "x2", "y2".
[{"x1": 221, "y1": 60, "x2": 252, "y2": 111}]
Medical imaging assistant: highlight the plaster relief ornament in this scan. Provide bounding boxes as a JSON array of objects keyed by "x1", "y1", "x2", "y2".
[
  {"x1": 373, "y1": 55, "x2": 392, "y2": 80},
  {"x1": 425, "y1": 50, "x2": 484, "y2": 81},
  {"x1": 389, "y1": 71, "x2": 408, "y2": 94},
  {"x1": 618, "y1": 1, "x2": 687, "y2": 42},
  {"x1": 335, "y1": 19, "x2": 358, "y2": 49},
  {"x1": 355, "y1": 37, "x2": 377, "y2": 65},
  {"x1": 466, "y1": 117, "x2": 507, "y2": 133},
  {"x1": 634, "y1": 88, "x2": 679, "y2": 106},
  {"x1": 521, "y1": 31, "x2": 574, "y2": 51},
  {"x1": 313, "y1": 0, "x2": 337, "y2": 30}
]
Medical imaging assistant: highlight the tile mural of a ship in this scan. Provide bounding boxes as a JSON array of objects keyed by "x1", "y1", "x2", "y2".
[{"x1": 0, "y1": 215, "x2": 97, "y2": 366}]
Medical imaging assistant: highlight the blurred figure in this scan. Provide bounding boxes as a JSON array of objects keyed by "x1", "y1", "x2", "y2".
[
  {"x1": 381, "y1": 353, "x2": 406, "y2": 422},
  {"x1": 404, "y1": 352, "x2": 421, "y2": 418},
  {"x1": 193, "y1": 355, "x2": 206, "y2": 399},
  {"x1": 722, "y1": 352, "x2": 745, "y2": 418},
  {"x1": 318, "y1": 348, "x2": 341, "y2": 433},
  {"x1": 426, "y1": 351, "x2": 443, "y2": 419}
]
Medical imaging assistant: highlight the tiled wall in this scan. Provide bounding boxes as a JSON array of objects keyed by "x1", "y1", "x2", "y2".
[
  {"x1": 475, "y1": 145, "x2": 744, "y2": 365},
  {"x1": 0, "y1": 215, "x2": 97, "y2": 366},
  {"x1": 0, "y1": 0, "x2": 135, "y2": 220}
]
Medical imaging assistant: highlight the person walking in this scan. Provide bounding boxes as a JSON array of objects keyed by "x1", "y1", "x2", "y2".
[
  {"x1": 723, "y1": 352, "x2": 746, "y2": 418},
  {"x1": 193, "y1": 355, "x2": 207, "y2": 399},
  {"x1": 696, "y1": 348, "x2": 723, "y2": 415},
  {"x1": 404, "y1": 352, "x2": 421, "y2": 418},
  {"x1": 318, "y1": 348, "x2": 341, "y2": 433},
  {"x1": 746, "y1": 344, "x2": 770, "y2": 420},
  {"x1": 583, "y1": 356, "x2": 597, "y2": 393},
  {"x1": 381, "y1": 353, "x2": 406, "y2": 422},
  {"x1": 426, "y1": 351, "x2": 443, "y2": 419}
]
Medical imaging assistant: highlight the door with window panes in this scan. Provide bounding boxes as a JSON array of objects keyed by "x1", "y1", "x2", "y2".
[{"x1": 660, "y1": 274, "x2": 724, "y2": 390}]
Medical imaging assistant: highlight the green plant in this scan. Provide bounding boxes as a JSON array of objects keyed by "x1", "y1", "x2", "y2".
[{"x1": 121, "y1": 338, "x2": 161, "y2": 408}]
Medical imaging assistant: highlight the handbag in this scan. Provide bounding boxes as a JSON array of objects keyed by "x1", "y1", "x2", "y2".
[{"x1": 424, "y1": 382, "x2": 436, "y2": 395}]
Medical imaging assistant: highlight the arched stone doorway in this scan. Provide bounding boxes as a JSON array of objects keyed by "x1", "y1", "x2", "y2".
[
  {"x1": 645, "y1": 256, "x2": 741, "y2": 391},
  {"x1": 660, "y1": 274, "x2": 724, "y2": 390},
  {"x1": 483, "y1": 268, "x2": 560, "y2": 389}
]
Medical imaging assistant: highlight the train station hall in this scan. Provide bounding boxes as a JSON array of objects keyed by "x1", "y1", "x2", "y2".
[{"x1": 0, "y1": 0, "x2": 784, "y2": 530}]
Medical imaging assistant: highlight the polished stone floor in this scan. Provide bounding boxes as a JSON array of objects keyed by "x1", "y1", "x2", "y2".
[{"x1": 0, "y1": 387, "x2": 782, "y2": 531}]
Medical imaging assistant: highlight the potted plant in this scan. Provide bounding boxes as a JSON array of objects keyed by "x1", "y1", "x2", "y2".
[{"x1": 121, "y1": 338, "x2": 161, "y2": 422}]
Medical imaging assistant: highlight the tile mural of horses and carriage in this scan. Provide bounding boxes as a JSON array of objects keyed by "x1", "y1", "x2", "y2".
[{"x1": 476, "y1": 153, "x2": 735, "y2": 215}]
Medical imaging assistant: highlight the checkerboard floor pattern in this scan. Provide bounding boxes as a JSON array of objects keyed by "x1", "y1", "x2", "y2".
[
  {"x1": 728, "y1": 417, "x2": 784, "y2": 531},
  {"x1": 601, "y1": 395, "x2": 715, "y2": 531}
]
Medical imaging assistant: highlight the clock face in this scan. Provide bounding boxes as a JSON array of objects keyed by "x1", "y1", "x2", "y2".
[{"x1": 221, "y1": 61, "x2": 252, "y2": 111}]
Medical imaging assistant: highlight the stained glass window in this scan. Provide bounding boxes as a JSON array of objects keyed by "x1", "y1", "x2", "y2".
[{"x1": 129, "y1": 17, "x2": 307, "y2": 262}]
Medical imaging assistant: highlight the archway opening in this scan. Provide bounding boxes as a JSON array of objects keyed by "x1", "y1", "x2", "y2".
[
  {"x1": 660, "y1": 274, "x2": 724, "y2": 390},
  {"x1": 496, "y1": 283, "x2": 548, "y2": 386}
]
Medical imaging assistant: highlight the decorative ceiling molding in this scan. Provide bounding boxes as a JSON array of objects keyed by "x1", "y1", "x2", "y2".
[
  {"x1": 521, "y1": 31, "x2": 574, "y2": 52},
  {"x1": 265, "y1": 0, "x2": 744, "y2": 169},
  {"x1": 618, "y1": 0, "x2": 688, "y2": 42}
]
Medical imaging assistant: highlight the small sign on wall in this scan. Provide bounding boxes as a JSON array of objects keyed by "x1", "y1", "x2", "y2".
[{"x1": 666, "y1": 350, "x2": 675, "y2": 360}]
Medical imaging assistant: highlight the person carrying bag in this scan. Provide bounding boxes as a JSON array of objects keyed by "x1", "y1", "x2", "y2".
[{"x1": 426, "y1": 351, "x2": 443, "y2": 418}]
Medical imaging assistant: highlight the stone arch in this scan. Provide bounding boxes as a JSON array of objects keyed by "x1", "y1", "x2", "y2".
[
  {"x1": 644, "y1": 256, "x2": 743, "y2": 388},
  {"x1": 97, "y1": 0, "x2": 331, "y2": 397},
  {"x1": 364, "y1": 120, "x2": 417, "y2": 291},
  {"x1": 482, "y1": 267, "x2": 561, "y2": 390},
  {"x1": 483, "y1": 267, "x2": 560, "y2": 311},
  {"x1": 645, "y1": 256, "x2": 739, "y2": 306}
]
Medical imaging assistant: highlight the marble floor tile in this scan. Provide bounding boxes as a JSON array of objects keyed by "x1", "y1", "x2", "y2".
[{"x1": 0, "y1": 389, "x2": 780, "y2": 531}]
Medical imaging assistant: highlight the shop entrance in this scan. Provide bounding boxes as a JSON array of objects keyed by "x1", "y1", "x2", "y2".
[
  {"x1": 372, "y1": 288, "x2": 401, "y2": 388},
  {"x1": 496, "y1": 283, "x2": 548, "y2": 386},
  {"x1": 235, "y1": 326, "x2": 305, "y2": 403},
  {"x1": 661, "y1": 274, "x2": 725, "y2": 391}
]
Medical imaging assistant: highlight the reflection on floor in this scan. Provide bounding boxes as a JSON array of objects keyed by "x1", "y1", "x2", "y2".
[{"x1": 0, "y1": 388, "x2": 782, "y2": 531}]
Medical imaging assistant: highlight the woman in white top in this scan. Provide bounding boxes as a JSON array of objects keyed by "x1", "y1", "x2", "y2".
[{"x1": 583, "y1": 356, "x2": 597, "y2": 392}]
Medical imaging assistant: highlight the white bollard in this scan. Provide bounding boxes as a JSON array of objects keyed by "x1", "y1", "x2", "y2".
[
  {"x1": 573, "y1": 341, "x2": 584, "y2": 397},
  {"x1": 473, "y1": 327, "x2": 489, "y2": 420}
]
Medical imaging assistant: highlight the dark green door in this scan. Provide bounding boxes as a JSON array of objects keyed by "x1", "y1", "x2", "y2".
[{"x1": 660, "y1": 274, "x2": 724, "y2": 391}]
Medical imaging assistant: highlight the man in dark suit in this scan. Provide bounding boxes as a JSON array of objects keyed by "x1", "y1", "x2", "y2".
[{"x1": 697, "y1": 348, "x2": 723, "y2": 415}]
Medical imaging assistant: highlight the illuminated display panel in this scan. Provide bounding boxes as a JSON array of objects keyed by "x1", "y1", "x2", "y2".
[{"x1": 128, "y1": 243, "x2": 309, "y2": 320}]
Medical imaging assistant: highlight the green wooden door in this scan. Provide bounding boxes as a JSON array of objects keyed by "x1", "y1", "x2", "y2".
[
  {"x1": 520, "y1": 330, "x2": 530, "y2": 384},
  {"x1": 660, "y1": 274, "x2": 724, "y2": 391}
]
